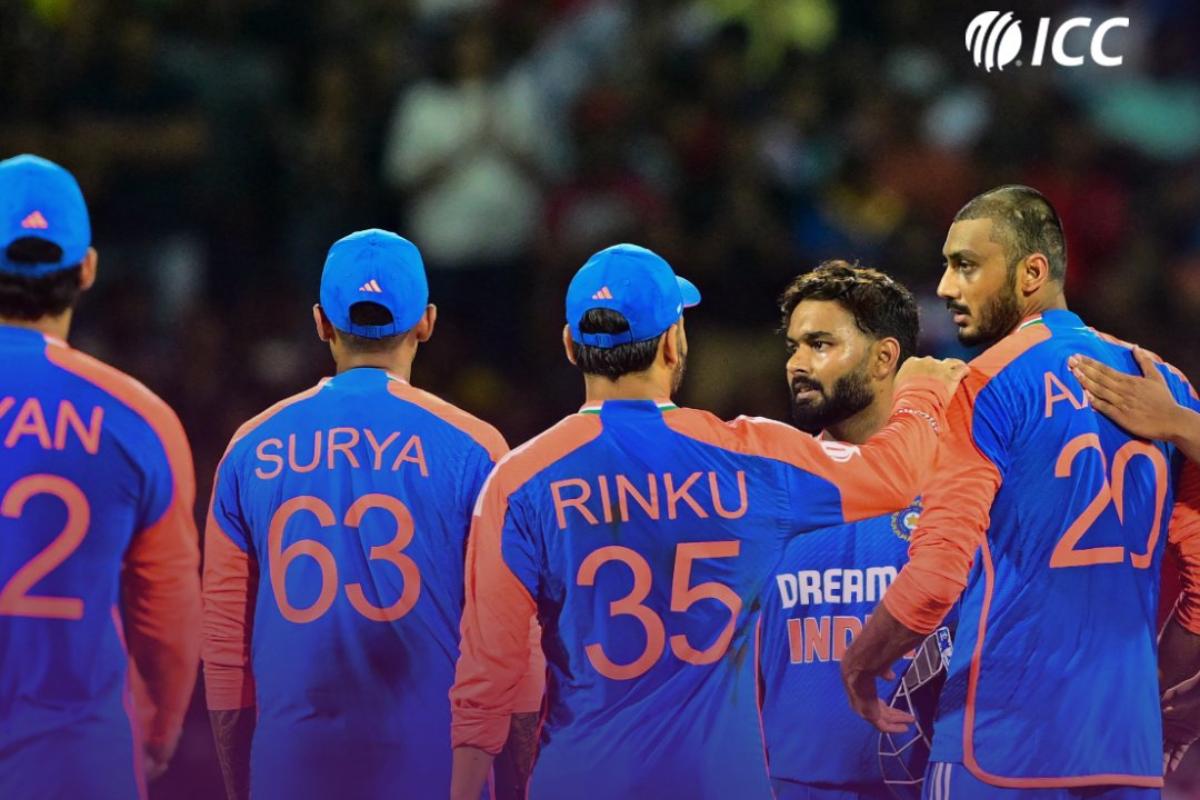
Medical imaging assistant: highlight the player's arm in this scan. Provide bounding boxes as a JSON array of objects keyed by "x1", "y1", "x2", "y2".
[
  {"x1": 202, "y1": 457, "x2": 258, "y2": 800},
  {"x1": 842, "y1": 381, "x2": 1000, "y2": 732},
  {"x1": 121, "y1": 413, "x2": 202, "y2": 779},
  {"x1": 1070, "y1": 347, "x2": 1200, "y2": 464},
  {"x1": 492, "y1": 615, "x2": 546, "y2": 800},
  {"x1": 784, "y1": 358, "x2": 964, "y2": 530},
  {"x1": 450, "y1": 476, "x2": 540, "y2": 800},
  {"x1": 1159, "y1": 461, "x2": 1200, "y2": 773}
]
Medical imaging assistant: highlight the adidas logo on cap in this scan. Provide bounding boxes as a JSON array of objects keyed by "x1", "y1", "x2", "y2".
[{"x1": 359, "y1": 280, "x2": 383, "y2": 293}]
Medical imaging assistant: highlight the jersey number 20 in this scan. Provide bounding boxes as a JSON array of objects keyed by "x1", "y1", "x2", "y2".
[{"x1": 1050, "y1": 435, "x2": 1167, "y2": 569}]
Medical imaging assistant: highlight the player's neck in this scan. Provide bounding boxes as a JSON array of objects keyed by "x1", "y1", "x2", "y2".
[
  {"x1": 0, "y1": 312, "x2": 71, "y2": 343},
  {"x1": 1021, "y1": 289, "x2": 1068, "y2": 320},
  {"x1": 582, "y1": 373, "x2": 673, "y2": 405},
  {"x1": 825, "y1": 382, "x2": 895, "y2": 445},
  {"x1": 333, "y1": 352, "x2": 415, "y2": 381}
]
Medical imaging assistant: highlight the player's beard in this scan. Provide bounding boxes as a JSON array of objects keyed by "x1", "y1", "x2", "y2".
[
  {"x1": 789, "y1": 358, "x2": 874, "y2": 435},
  {"x1": 955, "y1": 273, "x2": 1023, "y2": 348}
]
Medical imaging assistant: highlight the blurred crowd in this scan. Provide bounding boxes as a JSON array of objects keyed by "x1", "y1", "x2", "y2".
[{"x1": 3, "y1": 0, "x2": 1200, "y2": 796}]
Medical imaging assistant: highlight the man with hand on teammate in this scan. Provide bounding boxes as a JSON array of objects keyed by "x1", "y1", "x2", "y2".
[
  {"x1": 449, "y1": 243, "x2": 964, "y2": 799},
  {"x1": 843, "y1": 185, "x2": 1200, "y2": 797}
]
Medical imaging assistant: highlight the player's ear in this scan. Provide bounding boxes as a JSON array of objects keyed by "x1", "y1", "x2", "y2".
[
  {"x1": 662, "y1": 321, "x2": 681, "y2": 366},
  {"x1": 79, "y1": 247, "x2": 98, "y2": 292},
  {"x1": 1019, "y1": 252, "x2": 1052, "y2": 296},
  {"x1": 563, "y1": 324, "x2": 578, "y2": 365},
  {"x1": 874, "y1": 337, "x2": 901, "y2": 380},
  {"x1": 412, "y1": 304, "x2": 437, "y2": 343},
  {"x1": 313, "y1": 304, "x2": 334, "y2": 343}
]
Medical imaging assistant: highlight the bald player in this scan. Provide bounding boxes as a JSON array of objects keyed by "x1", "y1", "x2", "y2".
[
  {"x1": 202, "y1": 230, "x2": 531, "y2": 799},
  {"x1": 0, "y1": 154, "x2": 201, "y2": 799},
  {"x1": 449, "y1": 243, "x2": 963, "y2": 800},
  {"x1": 842, "y1": 185, "x2": 1200, "y2": 798}
]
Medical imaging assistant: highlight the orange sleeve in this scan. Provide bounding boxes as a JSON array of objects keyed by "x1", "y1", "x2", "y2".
[
  {"x1": 1168, "y1": 461, "x2": 1200, "y2": 635},
  {"x1": 121, "y1": 412, "x2": 202, "y2": 752},
  {"x1": 201, "y1": 460, "x2": 258, "y2": 710},
  {"x1": 883, "y1": 379, "x2": 999, "y2": 634},
  {"x1": 665, "y1": 376, "x2": 951, "y2": 529},
  {"x1": 808, "y1": 376, "x2": 951, "y2": 523},
  {"x1": 451, "y1": 476, "x2": 539, "y2": 754},
  {"x1": 512, "y1": 617, "x2": 546, "y2": 715}
]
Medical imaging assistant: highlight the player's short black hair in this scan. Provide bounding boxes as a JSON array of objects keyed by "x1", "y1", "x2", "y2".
[
  {"x1": 0, "y1": 238, "x2": 84, "y2": 321},
  {"x1": 336, "y1": 301, "x2": 403, "y2": 353},
  {"x1": 573, "y1": 308, "x2": 662, "y2": 380},
  {"x1": 954, "y1": 185, "x2": 1067, "y2": 283},
  {"x1": 779, "y1": 260, "x2": 919, "y2": 366}
]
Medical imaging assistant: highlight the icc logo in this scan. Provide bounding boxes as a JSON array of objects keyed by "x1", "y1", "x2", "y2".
[{"x1": 966, "y1": 11, "x2": 1129, "y2": 72}]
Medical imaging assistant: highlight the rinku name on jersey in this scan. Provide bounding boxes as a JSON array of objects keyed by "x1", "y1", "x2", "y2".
[
  {"x1": 549, "y1": 470, "x2": 749, "y2": 528},
  {"x1": 254, "y1": 428, "x2": 428, "y2": 479},
  {"x1": 0, "y1": 395, "x2": 103, "y2": 454}
]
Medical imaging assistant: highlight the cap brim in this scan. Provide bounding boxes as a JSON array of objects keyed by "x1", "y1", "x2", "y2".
[{"x1": 677, "y1": 276, "x2": 701, "y2": 308}]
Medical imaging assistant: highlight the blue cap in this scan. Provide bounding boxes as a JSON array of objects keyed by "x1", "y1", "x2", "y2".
[
  {"x1": 319, "y1": 229, "x2": 429, "y2": 339},
  {"x1": 566, "y1": 244, "x2": 700, "y2": 348},
  {"x1": 0, "y1": 154, "x2": 91, "y2": 277}
]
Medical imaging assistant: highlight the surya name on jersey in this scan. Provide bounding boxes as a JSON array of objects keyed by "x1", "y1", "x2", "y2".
[
  {"x1": 250, "y1": 425, "x2": 429, "y2": 479},
  {"x1": 0, "y1": 394, "x2": 103, "y2": 453},
  {"x1": 549, "y1": 469, "x2": 749, "y2": 526},
  {"x1": 774, "y1": 565, "x2": 898, "y2": 664}
]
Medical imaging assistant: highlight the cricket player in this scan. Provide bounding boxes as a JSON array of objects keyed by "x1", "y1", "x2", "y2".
[
  {"x1": 202, "y1": 229, "x2": 525, "y2": 800},
  {"x1": 842, "y1": 185, "x2": 1200, "y2": 798},
  {"x1": 0, "y1": 154, "x2": 202, "y2": 799},
  {"x1": 761, "y1": 261, "x2": 945, "y2": 799},
  {"x1": 449, "y1": 243, "x2": 964, "y2": 800}
]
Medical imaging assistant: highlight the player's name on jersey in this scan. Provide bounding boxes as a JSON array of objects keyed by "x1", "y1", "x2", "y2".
[
  {"x1": 549, "y1": 470, "x2": 748, "y2": 528},
  {"x1": 785, "y1": 613, "x2": 877, "y2": 664},
  {"x1": 0, "y1": 395, "x2": 102, "y2": 454},
  {"x1": 254, "y1": 428, "x2": 428, "y2": 480},
  {"x1": 775, "y1": 566, "x2": 898, "y2": 609}
]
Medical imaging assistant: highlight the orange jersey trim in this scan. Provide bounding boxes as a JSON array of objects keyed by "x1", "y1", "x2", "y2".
[
  {"x1": 452, "y1": 414, "x2": 602, "y2": 754},
  {"x1": 387, "y1": 378, "x2": 508, "y2": 461},
  {"x1": 662, "y1": 377, "x2": 949, "y2": 524},
  {"x1": 44, "y1": 337, "x2": 201, "y2": 750},
  {"x1": 962, "y1": 542, "x2": 1163, "y2": 789},
  {"x1": 883, "y1": 324, "x2": 1051, "y2": 635},
  {"x1": 200, "y1": 380, "x2": 327, "y2": 710}
]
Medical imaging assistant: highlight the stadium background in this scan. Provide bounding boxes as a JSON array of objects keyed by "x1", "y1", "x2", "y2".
[{"x1": 3, "y1": 0, "x2": 1200, "y2": 796}]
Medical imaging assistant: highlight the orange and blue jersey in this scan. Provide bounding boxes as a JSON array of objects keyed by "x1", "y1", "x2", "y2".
[
  {"x1": 883, "y1": 309, "x2": 1200, "y2": 790},
  {"x1": 202, "y1": 366, "x2": 510, "y2": 800},
  {"x1": 760, "y1": 498, "x2": 928, "y2": 798},
  {"x1": 451, "y1": 381, "x2": 949, "y2": 800},
  {"x1": 0, "y1": 324, "x2": 201, "y2": 800}
]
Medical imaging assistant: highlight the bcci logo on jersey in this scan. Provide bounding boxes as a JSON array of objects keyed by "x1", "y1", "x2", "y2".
[
  {"x1": 965, "y1": 11, "x2": 1129, "y2": 72},
  {"x1": 890, "y1": 499, "x2": 921, "y2": 542}
]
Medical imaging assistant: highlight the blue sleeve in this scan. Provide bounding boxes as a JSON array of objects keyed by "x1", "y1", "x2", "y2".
[{"x1": 210, "y1": 446, "x2": 251, "y2": 551}]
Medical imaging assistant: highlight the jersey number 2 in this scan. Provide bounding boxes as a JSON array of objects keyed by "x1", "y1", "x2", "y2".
[
  {"x1": 576, "y1": 541, "x2": 742, "y2": 680},
  {"x1": 1, "y1": 475, "x2": 89, "y2": 619},
  {"x1": 1050, "y1": 434, "x2": 1167, "y2": 569}
]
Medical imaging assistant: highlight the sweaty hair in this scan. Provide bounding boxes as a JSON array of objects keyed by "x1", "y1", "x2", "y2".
[
  {"x1": 336, "y1": 301, "x2": 403, "y2": 353},
  {"x1": 954, "y1": 184, "x2": 1067, "y2": 283},
  {"x1": 0, "y1": 238, "x2": 83, "y2": 321},
  {"x1": 779, "y1": 260, "x2": 919, "y2": 366},
  {"x1": 573, "y1": 308, "x2": 662, "y2": 380}
]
